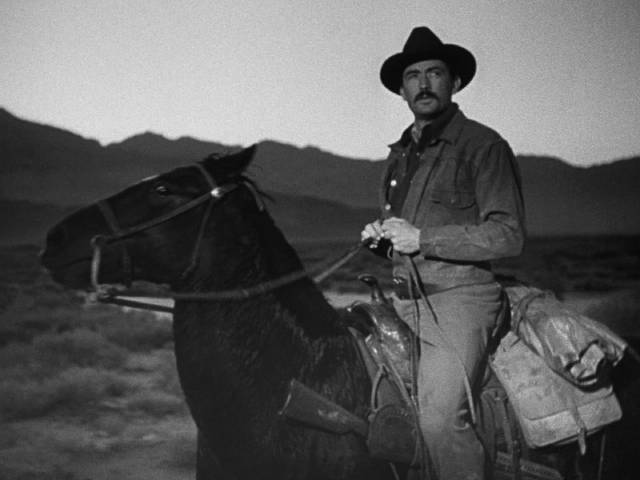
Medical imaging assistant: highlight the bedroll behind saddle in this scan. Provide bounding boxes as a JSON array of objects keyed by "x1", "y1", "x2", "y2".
[{"x1": 506, "y1": 286, "x2": 627, "y2": 387}]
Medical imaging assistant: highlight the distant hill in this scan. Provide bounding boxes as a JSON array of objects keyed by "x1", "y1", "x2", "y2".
[
  {"x1": 110, "y1": 133, "x2": 383, "y2": 208},
  {"x1": 1, "y1": 107, "x2": 639, "y2": 244},
  {"x1": 518, "y1": 155, "x2": 640, "y2": 235},
  {"x1": 1, "y1": 108, "x2": 383, "y2": 208},
  {"x1": 110, "y1": 132, "x2": 238, "y2": 160}
]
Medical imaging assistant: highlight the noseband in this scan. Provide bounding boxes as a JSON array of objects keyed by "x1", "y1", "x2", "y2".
[{"x1": 90, "y1": 164, "x2": 365, "y2": 311}]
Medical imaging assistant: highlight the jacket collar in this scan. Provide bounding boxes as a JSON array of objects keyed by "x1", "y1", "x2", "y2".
[{"x1": 389, "y1": 104, "x2": 466, "y2": 151}]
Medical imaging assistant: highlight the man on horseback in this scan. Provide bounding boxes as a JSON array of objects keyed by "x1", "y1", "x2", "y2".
[{"x1": 362, "y1": 26, "x2": 525, "y2": 480}]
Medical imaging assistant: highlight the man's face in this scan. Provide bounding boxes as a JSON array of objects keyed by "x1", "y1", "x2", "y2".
[{"x1": 399, "y1": 59, "x2": 461, "y2": 121}]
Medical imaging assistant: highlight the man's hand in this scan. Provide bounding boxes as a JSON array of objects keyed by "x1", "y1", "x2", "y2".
[
  {"x1": 361, "y1": 219, "x2": 385, "y2": 247},
  {"x1": 381, "y1": 217, "x2": 421, "y2": 254}
]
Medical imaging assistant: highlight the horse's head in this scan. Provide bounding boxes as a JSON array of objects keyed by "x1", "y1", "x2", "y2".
[{"x1": 41, "y1": 145, "x2": 268, "y2": 291}]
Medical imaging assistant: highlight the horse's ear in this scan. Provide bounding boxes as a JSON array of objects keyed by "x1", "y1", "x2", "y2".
[
  {"x1": 232, "y1": 144, "x2": 258, "y2": 174},
  {"x1": 202, "y1": 144, "x2": 258, "y2": 182}
]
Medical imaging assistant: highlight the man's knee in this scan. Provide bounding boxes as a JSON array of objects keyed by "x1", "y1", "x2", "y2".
[{"x1": 420, "y1": 406, "x2": 473, "y2": 440}]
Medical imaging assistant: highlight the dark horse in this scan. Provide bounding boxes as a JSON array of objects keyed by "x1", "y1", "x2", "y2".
[{"x1": 40, "y1": 146, "x2": 639, "y2": 479}]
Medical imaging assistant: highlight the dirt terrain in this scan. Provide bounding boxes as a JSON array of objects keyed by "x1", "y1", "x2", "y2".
[{"x1": 1, "y1": 349, "x2": 197, "y2": 479}]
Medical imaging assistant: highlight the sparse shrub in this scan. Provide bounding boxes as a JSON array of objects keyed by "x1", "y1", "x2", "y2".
[
  {"x1": 150, "y1": 349, "x2": 183, "y2": 396},
  {"x1": 0, "y1": 423, "x2": 18, "y2": 448},
  {"x1": 0, "y1": 324, "x2": 33, "y2": 346},
  {"x1": 32, "y1": 328, "x2": 128, "y2": 370},
  {"x1": 86, "y1": 309, "x2": 173, "y2": 352},
  {"x1": 126, "y1": 390, "x2": 186, "y2": 416},
  {"x1": 92, "y1": 412, "x2": 129, "y2": 436},
  {"x1": 0, "y1": 302, "x2": 97, "y2": 346},
  {"x1": 0, "y1": 465, "x2": 86, "y2": 480},
  {"x1": 168, "y1": 432, "x2": 198, "y2": 469},
  {"x1": 123, "y1": 348, "x2": 183, "y2": 396},
  {"x1": 0, "y1": 366, "x2": 131, "y2": 420},
  {"x1": 0, "y1": 341, "x2": 44, "y2": 378},
  {"x1": 124, "y1": 350, "x2": 167, "y2": 372}
]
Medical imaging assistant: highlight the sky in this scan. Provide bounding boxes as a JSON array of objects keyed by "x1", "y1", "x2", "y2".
[{"x1": 1, "y1": 0, "x2": 639, "y2": 166}]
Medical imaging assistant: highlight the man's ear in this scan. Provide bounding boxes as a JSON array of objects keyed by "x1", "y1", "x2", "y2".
[
  {"x1": 399, "y1": 86, "x2": 408, "y2": 101},
  {"x1": 452, "y1": 76, "x2": 462, "y2": 95}
]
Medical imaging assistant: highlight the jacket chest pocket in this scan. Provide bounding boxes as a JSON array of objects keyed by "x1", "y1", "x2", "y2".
[{"x1": 429, "y1": 189, "x2": 476, "y2": 209}]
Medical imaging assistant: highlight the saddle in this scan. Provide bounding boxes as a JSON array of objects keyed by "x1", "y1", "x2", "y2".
[
  {"x1": 279, "y1": 276, "x2": 625, "y2": 479},
  {"x1": 280, "y1": 274, "x2": 421, "y2": 465}
]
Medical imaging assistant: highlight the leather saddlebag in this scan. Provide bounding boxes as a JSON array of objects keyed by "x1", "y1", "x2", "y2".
[{"x1": 491, "y1": 332, "x2": 622, "y2": 452}]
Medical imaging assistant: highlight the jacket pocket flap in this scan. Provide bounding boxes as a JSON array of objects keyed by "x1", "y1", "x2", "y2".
[{"x1": 429, "y1": 189, "x2": 475, "y2": 208}]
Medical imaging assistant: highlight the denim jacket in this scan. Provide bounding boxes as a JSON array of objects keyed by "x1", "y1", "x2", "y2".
[{"x1": 379, "y1": 109, "x2": 526, "y2": 289}]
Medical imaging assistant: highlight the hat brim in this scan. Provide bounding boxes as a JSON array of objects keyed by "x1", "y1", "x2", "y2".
[{"x1": 380, "y1": 44, "x2": 476, "y2": 94}]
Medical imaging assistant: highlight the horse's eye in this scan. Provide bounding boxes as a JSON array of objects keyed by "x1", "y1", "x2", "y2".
[{"x1": 154, "y1": 184, "x2": 170, "y2": 196}]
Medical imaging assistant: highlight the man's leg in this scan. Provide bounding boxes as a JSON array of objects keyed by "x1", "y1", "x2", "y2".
[{"x1": 394, "y1": 282, "x2": 503, "y2": 480}]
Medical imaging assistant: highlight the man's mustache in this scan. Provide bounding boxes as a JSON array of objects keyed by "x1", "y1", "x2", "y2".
[{"x1": 414, "y1": 91, "x2": 437, "y2": 102}]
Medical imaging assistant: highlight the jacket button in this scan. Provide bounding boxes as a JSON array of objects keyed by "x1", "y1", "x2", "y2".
[
  {"x1": 384, "y1": 203, "x2": 391, "y2": 211},
  {"x1": 390, "y1": 179, "x2": 397, "y2": 187}
]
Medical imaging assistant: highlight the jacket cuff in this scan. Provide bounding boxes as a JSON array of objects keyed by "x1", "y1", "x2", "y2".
[{"x1": 419, "y1": 226, "x2": 437, "y2": 257}]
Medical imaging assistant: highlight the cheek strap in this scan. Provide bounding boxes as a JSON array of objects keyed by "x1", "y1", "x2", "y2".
[{"x1": 95, "y1": 200, "x2": 133, "y2": 286}]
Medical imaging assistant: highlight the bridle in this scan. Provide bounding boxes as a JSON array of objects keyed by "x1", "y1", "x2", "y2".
[
  {"x1": 89, "y1": 163, "x2": 365, "y2": 312},
  {"x1": 90, "y1": 163, "x2": 237, "y2": 290}
]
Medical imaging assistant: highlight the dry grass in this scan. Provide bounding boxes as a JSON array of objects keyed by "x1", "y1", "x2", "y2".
[
  {"x1": 126, "y1": 390, "x2": 186, "y2": 416},
  {"x1": 0, "y1": 367, "x2": 131, "y2": 420},
  {"x1": 0, "y1": 465, "x2": 86, "y2": 480},
  {"x1": 0, "y1": 247, "x2": 180, "y2": 422},
  {"x1": 0, "y1": 255, "x2": 192, "y2": 478}
]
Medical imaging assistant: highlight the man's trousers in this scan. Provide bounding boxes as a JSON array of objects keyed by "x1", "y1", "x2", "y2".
[{"x1": 393, "y1": 281, "x2": 505, "y2": 480}]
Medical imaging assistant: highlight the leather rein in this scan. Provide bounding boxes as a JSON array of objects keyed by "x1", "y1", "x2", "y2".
[{"x1": 90, "y1": 163, "x2": 364, "y2": 313}]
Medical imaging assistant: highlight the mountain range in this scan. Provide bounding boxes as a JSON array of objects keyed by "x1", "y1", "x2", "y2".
[{"x1": 1, "y1": 107, "x2": 639, "y2": 245}]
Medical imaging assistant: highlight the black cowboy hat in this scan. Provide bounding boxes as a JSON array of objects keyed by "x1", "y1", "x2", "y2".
[{"x1": 380, "y1": 26, "x2": 476, "y2": 94}]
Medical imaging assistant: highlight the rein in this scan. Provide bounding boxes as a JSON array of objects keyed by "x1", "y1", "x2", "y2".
[
  {"x1": 89, "y1": 164, "x2": 367, "y2": 312},
  {"x1": 91, "y1": 240, "x2": 365, "y2": 309}
]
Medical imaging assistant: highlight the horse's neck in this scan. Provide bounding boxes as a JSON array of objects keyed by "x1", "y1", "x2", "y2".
[
  {"x1": 255, "y1": 221, "x2": 346, "y2": 338},
  {"x1": 173, "y1": 281, "x2": 352, "y2": 415},
  {"x1": 177, "y1": 216, "x2": 347, "y2": 348}
]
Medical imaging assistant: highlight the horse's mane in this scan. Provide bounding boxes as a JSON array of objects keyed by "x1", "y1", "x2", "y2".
[
  {"x1": 241, "y1": 175, "x2": 274, "y2": 210},
  {"x1": 198, "y1": 150, "x2": 348, "y2": 339},
  {"x1": 248, "y1": 187, "x2": 345, "y2": 339}
]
